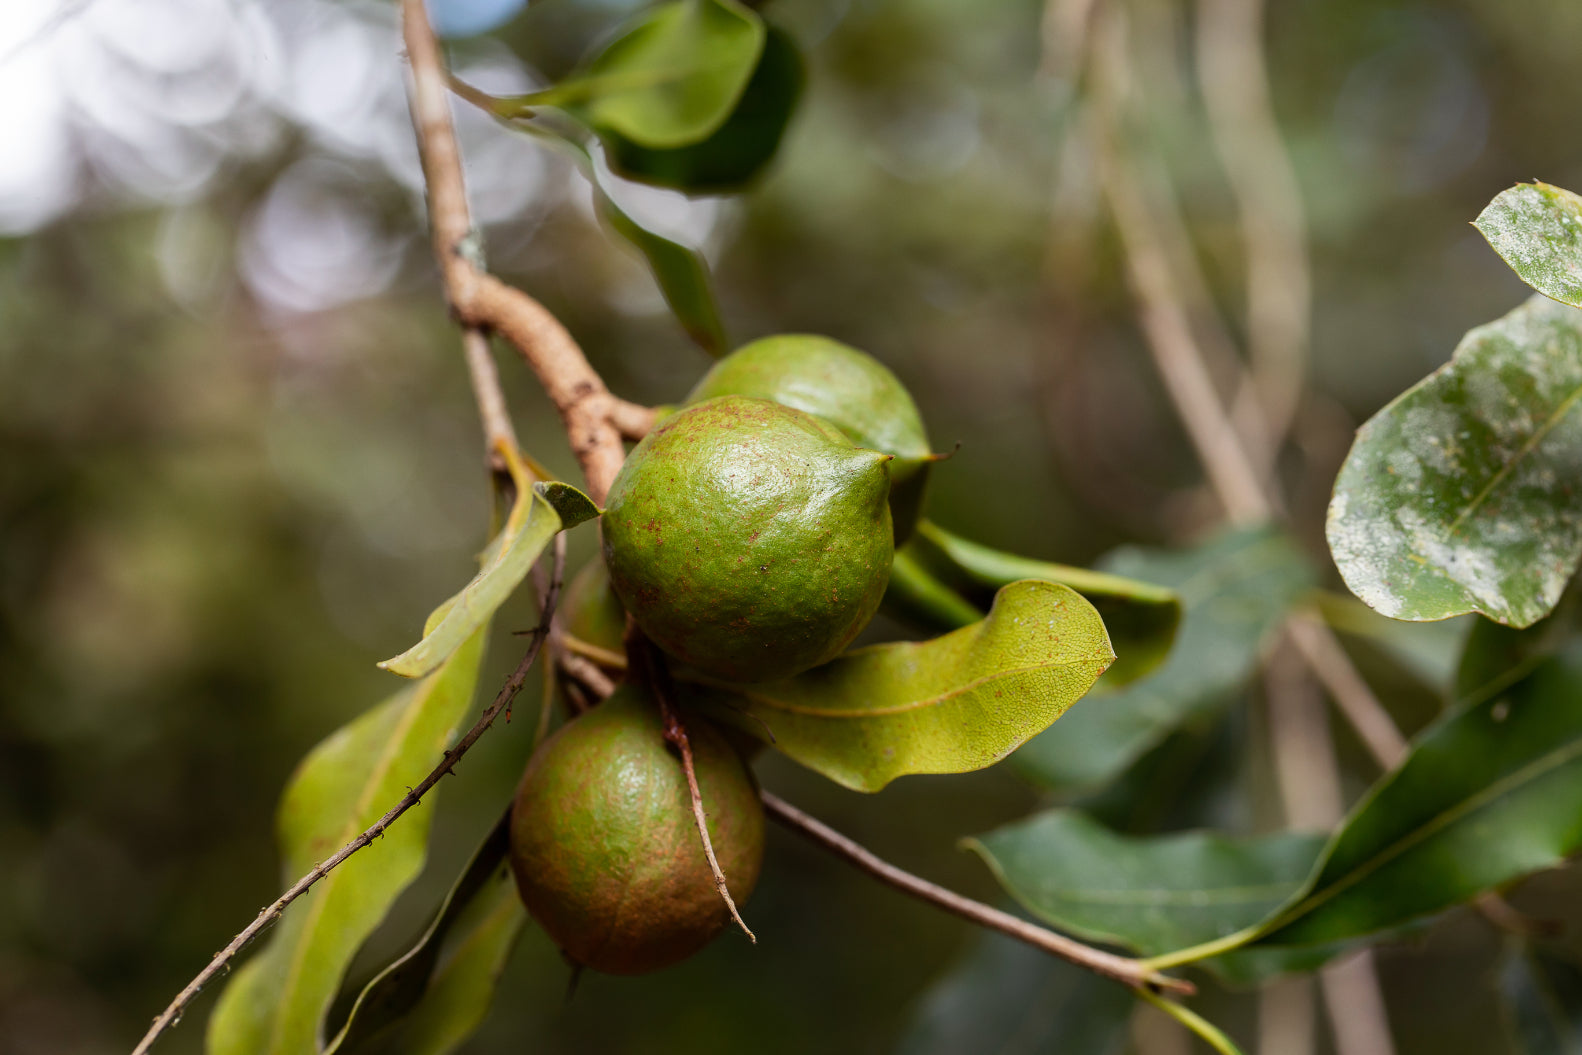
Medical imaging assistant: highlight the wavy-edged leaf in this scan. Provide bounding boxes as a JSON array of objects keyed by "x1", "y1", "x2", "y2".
[
  {"x1": 1501, "y1": 946, "x2": 1582, "y2": 1054},
  {"x1": 686, "y1": 580, "x2": 1113, "y2": 792},
  {"x1": 207, "y1": 625, "x2": 489, "y2": 1055},
  {"x1": 895, "y1": 928, "x2": 1132, "y2": 1055},
  {"x1": 1327, "y1": 294, "x2": 1582, "y2": 629},
  {"x1": 603, "y1": 24, "x2": 803, "y2": 193},
  {"x1": 965, "y1": 809, "x2": 1324, "y2": 959},
  {"x1": 1013, "y1": 527, "x2": 1312, "y2": 793},
  {"x1": 523, "y1": 0, "x2": 764, "y2": 149},
  {"x1": 328, "y1": 813, "x2": 524, "y2": 1055},
  {"x1": 1476, "y1": 183, "x2": 1582, "y2": 308},
  {"x1": 380, "y1": 467, "x2": 594, "y2": 679},
  {"x1": 903, "y1": 519, "x2": 1182, "y2": 688}
]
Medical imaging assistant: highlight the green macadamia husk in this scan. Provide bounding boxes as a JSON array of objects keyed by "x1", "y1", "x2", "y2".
[
  {"x1": 508, "y1": 686, "x2": 764, "y2": 975},
  {"x1": 602, "y1": 395, "x2": 894, "y2": 683}
]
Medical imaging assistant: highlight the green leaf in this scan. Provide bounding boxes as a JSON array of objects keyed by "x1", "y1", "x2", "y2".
[
  {"x1": 1455, "y1": 581, "x2": 1582, "y2": 703},
  {"x1": 456, "y1": 87, "x2": 729, "y2": 354},
  {"x1": 328, "y1": 813, "x2": 525, "y2": 1055},
  {"x1": 1146, "y1": 637, "x2": 1582, "y2": 976},
  {"x1": 534, "y1": 0, "x2": 765, "y2": 150},
  {"x1": 1013, "y1": 527, "x2": 1312, "y2": 793},
  {"x1": 1327, "y1": 293, "x2": 1582, "y2": 629},
  {"x1": 895, "y1": 929, "x2": 1133, "y2": 1055},
  {"x1": 906, "y1": 519, "x2": 1183, "y2": 688},
  {"x1": 601, "y1": 25, "x2": 803, "y2": 192},
  {"x1": 1260, "y1": 639, "x2": 1582, "y2": 947},
  {"x1": 1475, "y1": 183, "x2": 1582, "y2": 308},
  {"x1": 685, "y1": 580, "x2": 1113, "y2": 792},
  {"x1": 1501, "y1": 947, "x2": 1582, "y2": 1054},
  {"x1": 965, "y1": 809, "x2": 1324, "y2": 959},
  {"x1": 533, "y1": 480, "x2": 600, "y2": 529},
  {"x1": 379, "y1": 464, "x2": 589, "y2": 679},
  {"x1": 595, "y1": 187, "x2": 728, "y2": 354},
  {"x1": 206, "y1": 624, "x2": 489, "y2": 1055}
]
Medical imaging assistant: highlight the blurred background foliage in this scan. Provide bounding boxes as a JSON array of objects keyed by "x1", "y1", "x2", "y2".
[{"x1": 4, "y1": 0, "x2": 1582, "y2": 1052}]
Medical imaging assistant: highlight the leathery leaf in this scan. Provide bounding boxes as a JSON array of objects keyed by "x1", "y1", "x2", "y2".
[
  {"x1": 1327, "y1": 293, "x2": 1582, "y2": 629},
  {"x1": 684, "y1": 580, "x2": 1113, "y2": 792},
  {"x1": 206, "y1": 622, "x2": 489, "y2": 1054}
]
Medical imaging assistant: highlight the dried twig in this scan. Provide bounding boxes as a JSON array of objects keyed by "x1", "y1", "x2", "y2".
[
  {"x1": 132, "y1": 538, "x2": 567, "y2": 1055},
  {"x1": 762, "y1": 791, "x2": 1192, "y2": 995}
]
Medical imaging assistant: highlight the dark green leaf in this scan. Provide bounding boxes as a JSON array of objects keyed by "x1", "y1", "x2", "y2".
[
  {"x1": 381, "y1": 451, "x2": 570, "y2": 679},
  {"x1": 530, "y1": 0, "x2": 765, "y2": 149},
  {"x1": 965, "y1": 809, "x2": 1324, "y2": 958},
  {"x1": 602, "y1": 25, "x2": 803, "y2": 192},
  {"x1": 895, "y1": 929, "x2": 1132, "y2": 1055},
  {"x1": 1455, "y1": 581, "x2": 1582, "y2": 702},
  {"x1": 328, "y1": 813, "x2": 524, "y2": 1055},
  {"x1": 533, "y1": 480, "x2": 600, "y2": 529},
  {"x1": 1327, "y1": 294, "x2": 1582, "y2": 629},
  {"x1": 1475, "y1": 183, "x2": 1582, "y2": 308},
  {"x1": 685, "y1": 580, "x2": 1113, "y2": 792},
  {"x1": 206, "y1": 623, "x2": 489, "y2": 1054},
  {"x1": 1013, "y1": 527, "x2": 1312, "y2": 793},
  {"x1": 1501, "y1": 947, "x2": 1582, "y2": 1054},
  {"x1": 906, "y1": 520, "x2": 1182, "y2": 688},
  {"x1": 1152, "y1": 638, "x2": 1582, "y2": 974}
]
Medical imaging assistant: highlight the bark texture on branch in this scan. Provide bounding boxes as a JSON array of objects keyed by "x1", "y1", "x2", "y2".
[{"x1": 402, "y1": 0, "x2": 627, "y2": 502}]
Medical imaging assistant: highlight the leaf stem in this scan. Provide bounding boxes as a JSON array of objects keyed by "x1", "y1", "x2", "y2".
[
  {"x1": 1135, "y1": 986, "x2": 1246, "y2": 1055},
  {"x1": 761, "y1": 791, "x2": 1192, "y2": 995},
  {"x1": 130, "y1": 538, "x2": 567, "y2": 1055}
]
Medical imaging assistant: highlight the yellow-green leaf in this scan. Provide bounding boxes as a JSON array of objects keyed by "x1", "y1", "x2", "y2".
[
  {"x1": 206, "y1": 624, "x2": 488, "y2": 1055},
  {"x1": 685, "y1": 580, "x2": 1113, "y2": 792},
  {"x1": 379, "y1": 476, "x2": 596, "y2": 679}
]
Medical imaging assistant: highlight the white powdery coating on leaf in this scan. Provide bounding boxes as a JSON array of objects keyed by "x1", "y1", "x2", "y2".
[
  {"x1": 1476, "y1": 183, "x2": 1582, "y2": 309},
  {"x1": 1329, "y1": 294, "x2": 1582, "y2": 626}
]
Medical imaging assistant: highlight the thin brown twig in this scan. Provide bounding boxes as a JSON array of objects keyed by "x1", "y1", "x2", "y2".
[
  {"x1": 634, "y1": 636, "x2": 755, "y2": 942},
  {"x1": 402, "y1": 0, "x2": 628, "y2": 503},
  {"x1": 131, "y1": 539, "x2": 567, "y2": 1055},
  {"x1": 762, "y1": 792, "x2": 1192, "y2": 995}
]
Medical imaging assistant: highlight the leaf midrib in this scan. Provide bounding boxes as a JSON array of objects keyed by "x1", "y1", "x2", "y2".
[
  {"x1": 1444, "y1": 379, "x2": 1582, "y2": 536},
  {"x1": 1264, "y1": 731, "x2": 1582, "y2": 941},
  {"x1": 1034, "y1": 882, "x2": 1305, "y2": 908},
  {"x1": 721, "y1": 656, "x2": 1108, "y2": 718}
]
